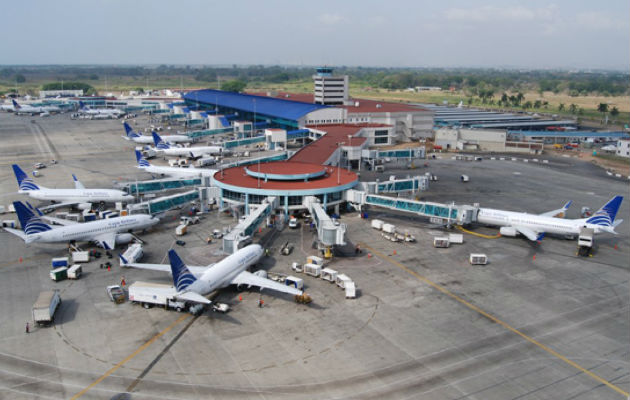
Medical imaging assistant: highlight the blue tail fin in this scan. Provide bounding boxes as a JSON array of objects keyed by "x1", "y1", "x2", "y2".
[
  {"x1": 123, "y1": 122, "x2": 139, "y2": 138},
  {"x1": 12, "y1": 164, "x2": 39, "y2": 191},
  {"x1": 12, "y1": 99, "x2": 20, "y2": 109},
  {"x1": 134, "y1": 150, "x2": 150, "y2": 167},
  {"x1": 79, "y1": 101, "x2": 88, "y2": 110},
  {"x1": 13, "y1": 201, "x2": 51, "y2": 235},
  {"x1": 152, "y1": 131, "x2": 169, "y2": 149},
  {"x1": 168, "y1": 250, "x2": 197, "y2": 291},
  {"x1": 586, "y1": 196, "x2": 623, "y2": 227}
]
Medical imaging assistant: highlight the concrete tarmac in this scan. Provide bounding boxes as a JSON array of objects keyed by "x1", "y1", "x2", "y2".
[{"x1": 0, "y1": 112, "x2": 627, "y2": 399}]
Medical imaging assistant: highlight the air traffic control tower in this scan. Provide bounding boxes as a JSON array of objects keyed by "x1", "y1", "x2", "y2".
[{"x1": 313, "y1": 67, "x2": 349, "y2": 105}]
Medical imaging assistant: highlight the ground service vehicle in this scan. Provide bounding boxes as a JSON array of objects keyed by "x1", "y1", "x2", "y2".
[{"x1": 32, "y1": 290, "x2": 61, "y2": 326}]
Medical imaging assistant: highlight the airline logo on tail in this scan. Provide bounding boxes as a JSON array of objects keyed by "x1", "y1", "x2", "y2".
[
  {"x1": 134, "y1": 150, "x2": 151, "y2": 167},
  {"x1": 168, "y1": 250, "x2": 197, "y2": 291},
  {"x1": 12, "y1": 99, "x2": 21, "y2": 110},
  {"x1": 152, "y1": 132, "x2": 170, "y2": 150},
  {"x1": 12, "y1": 164, "x2": 40, "y2": 191},
  {"x1": 79, "y1": 101, "x2": 90, "y2": 111},
  {"x1": 124, "y1": 122, "x2": 141, "y2": 138},
  {"x1": 586, "y1": 196, "x2": 623, "y2": 227},
  {"x1": 13, "y1": 201, "x2": 52, "y2": 235}
]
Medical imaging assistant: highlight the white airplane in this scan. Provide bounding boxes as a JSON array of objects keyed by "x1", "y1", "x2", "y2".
[
  {"x1": 123, "y1": 122, "x2": 191, "y2": 144},
  {"x1": 601, "y1": 144, "x2": 617, "y2": 152},
  {"x1": 121, "y1": 244, "x2": 303, "y2": 306},
  {"x1": 5, "y1": 201, "x2": 159, "y2": 249},
  {"x1": 78, "y1": 101, "x2": 125, "y2": 118},
  {"x1": 12, "y1": 100, "x2": 60, "y2": 115},
  {"x1": 477, "y1": 196, "x2": 624, "y2": 242},
  {"x1": 152, "y1": 132, "x2": 224, "y2": 158},
  {"x1": 1, "y1": 101, "x2": 16, "y2": 112},
  {"x1": 12, "y1": 164, "x2": 134, "y2": 210},
  {"x1": 135, "y1": 150, "x2": 217, "y2": 179}
]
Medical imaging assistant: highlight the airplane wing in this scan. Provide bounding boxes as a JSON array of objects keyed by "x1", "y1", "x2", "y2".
[
  {"x1": 121, "y1": 259, "x2": 207, "y2": 277},
  {"x1": 3, "y1": 227, "x2": 26, "y2": 240},
  {"x1": 513, "y1": 225, "x2": 544, "y2": 242},
  {"x1": 231, "y1": 270, "x2": 303, "y2": 296},
  {"x1": 539, "y1": 201, "x2": 572, "y2": 218},
  {"x1": 93, "y1": 232, "x2": 116, "y2": 250},
  {"x1": 41, "y1": 215, "x2": 79, "y2": 226},
  {"x1": 175, "y1": 291, "x2": 212, "y2": 304},
  {"x1": 38, "y1": 202, "x2": 82, "y2": 213}
]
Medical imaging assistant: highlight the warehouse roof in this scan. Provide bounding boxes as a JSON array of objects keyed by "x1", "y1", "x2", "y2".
[{"x1": 183, "y1": 89, "x2": 329, "y2": 121}]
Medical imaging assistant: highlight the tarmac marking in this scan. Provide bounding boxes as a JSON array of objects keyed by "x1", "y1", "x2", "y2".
[
  {"x1": 455, "y1": 225, "x2": 501, "y2": 239},
  {"x1": 362, "y1": 243, "x2": 629, "y2": 398},
  {"x1": 69, "y1": 314, "x2": 190, "y2": 400}
]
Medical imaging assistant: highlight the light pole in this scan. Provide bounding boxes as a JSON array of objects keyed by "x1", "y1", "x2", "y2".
[
  {"x1": 347, "y1": 135, "x2": 352, "y2": 171},
  {"x1": 336, "y1": 141, "x2": 345, "y2": 184}
]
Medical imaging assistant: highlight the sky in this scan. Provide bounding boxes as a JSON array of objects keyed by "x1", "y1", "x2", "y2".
[{"x1": 2, "y1": 0, "x2": 628, "y2": 70}]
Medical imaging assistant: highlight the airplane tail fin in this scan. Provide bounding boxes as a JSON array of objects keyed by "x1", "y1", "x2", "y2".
[
  {"x1": 168, "y1": 250, "x2": 198, "y2": 291},
  {"x1": 72, "y1": 174, "x2": 85, "y2": 189},
  {"x1": 134, "y1": 150, "x2": 151, "y2": 167},
  {"x1": 12, "y1": 99, "x2": 20, "y2": 109},
  {"x1": 123, "y1": 122, "x2": 139, "y2": 138},
  {"x1": 586, "y1": 196, "x2": 624, "y2": 229},
  {"x1": 79, "y1": 101, "x2": 88, "y2": 110},
  {"x1": 12, "y1": 164, "x2": 40, "y2": 191},
  {"x1": 13, "y1": 201, "x2": 52, "y2": 235},
  {"x1": 152, "y1": 131, "x2": 169, "y2": 149}
]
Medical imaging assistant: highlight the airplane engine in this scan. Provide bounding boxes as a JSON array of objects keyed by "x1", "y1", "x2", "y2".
[
  {"x1": 115, "y1": 233, "x2": 133, "y2": 245},
  {"x1": 77, "y1": 203, "x2": 92, "y2": 211},
  {"x1": 253, "y1": 270, "x2": 268, "y2": 278},
  {"x1": 499, "y1": 227, "x2": 517, "y2": 237}
]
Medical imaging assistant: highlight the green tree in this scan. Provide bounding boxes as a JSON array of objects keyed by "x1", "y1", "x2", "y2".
[
  {"x1": 610, "y1": 106, "x2": 619, "y2": 122},
  {"x1": 221, "y1": 80, "x2": 247, "y2": 92},
  {"x1": 597, "y1": 103, "x2": 609, "y2": 124},
  {"x1": 516, "y1": 92, "x2": 524, "y2": 105},
  {"x1": 523, "y1": 101, "x2": 533, "y2": 109},
  {"x1": 569, "y1": 104, "x2": 578, "y2": 114},
  {"x1": 558, "y1": 103, "x2": 565, "y2": 111},
  {"x1": 15, "y1": 74, "x2": 26, "y2": 83},
  {"x1": 534, "y1": 100, "x2": 542, "y2": 109}
]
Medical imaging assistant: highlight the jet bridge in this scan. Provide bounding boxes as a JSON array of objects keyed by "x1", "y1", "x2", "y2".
[
  {"x1": 303, "y1": 196, "x2": 346, "y2": 248},
  {"x1": 118, "y1": 177, "x2": 208, "y2": 195},
  {"x1": 345, "y1": 189, "x2": 478, "y2": 226},
  {"x1": 128, "y1": 190, "x2": 200, "y2": 215},
  {"x1": 222, "y1": 197, "x2": 277, "y2": 254}
]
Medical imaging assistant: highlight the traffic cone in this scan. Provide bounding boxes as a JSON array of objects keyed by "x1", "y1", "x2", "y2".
[
  {"x1": 614, "y1": 244, "x2": 618, "y2": 250},
  {"x1": 239, "y1": 295, "x2": 242, "y2": 301},
  {"x1": 367, "y1": 253, "x2": 372, "y2": 258},
  {"x1": 393, "y1": 250, "x2": 397, "y2": 255},
  {"x1": 259, "y1": 227, "x2": 262, "y2": 233},
  {"x1": 532, "y1": 254, "x2": 536, "y2": 261},
  {"x1": 18, "y1": 257, "x2": 23, "y2": 263}
]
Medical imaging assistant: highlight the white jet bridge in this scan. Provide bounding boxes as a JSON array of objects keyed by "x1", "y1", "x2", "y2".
[
  {"x1": 222, "y1": 197, "x2": 277, "y2": 254},
  {"x1": 303, "y1": 196, "x2": 347, "y2": 257}
]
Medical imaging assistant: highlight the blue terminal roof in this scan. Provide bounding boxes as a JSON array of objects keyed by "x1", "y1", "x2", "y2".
[{"x1": 183, "y1": 89, "x2": 328, "y2": 121}]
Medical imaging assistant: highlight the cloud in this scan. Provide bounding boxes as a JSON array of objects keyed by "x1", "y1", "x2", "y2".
[
  {"x1": 318, "y1": 13, "x2": 346, "y2": 25},
  {"x1": 575, "y1": 11, "x2": 627, "y2": 31},
  {"x1": 444, "y1": 5, "x2": 556, "y2": 23}
]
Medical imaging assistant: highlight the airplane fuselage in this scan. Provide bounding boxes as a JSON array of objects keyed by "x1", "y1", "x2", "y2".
[
  {"x1": 130, "y1": 135, "x2": 191, "y2": 144},
  {"x1": 21, "y1": 188, "x2": 133, "y2": 203},
  {"x1": 140, "y1": 165, "x2": 216, "y2": 178}
]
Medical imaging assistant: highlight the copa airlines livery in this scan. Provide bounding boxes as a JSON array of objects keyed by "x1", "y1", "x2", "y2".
[
  {"x1": 477, "y1": 196, "x2": 623, "y2": 242},
  {"x1": 135, "y1": 150, "x2": 217, "y2": 179},
  {"x1": 5, "y1": 201, "x2": 159, "y2": 249},
  {"x1": 152, "y1": 131, "x2": 223, "y2": 158},
  {"x1": 78, "y1": 101, "x2": 125, "y2": 118},
  {"x1": 123, "y1": 122, "x2": 191, "y2": 144},
  {"x1": 12, "y1": 100, "x2": 60, "y2": 115},
  {"x1": 121, "y1": 244, "x2": 303, "y2": 305},
  {"x1": 12, "y1": 164, "x2": 133, "y2": 210}
]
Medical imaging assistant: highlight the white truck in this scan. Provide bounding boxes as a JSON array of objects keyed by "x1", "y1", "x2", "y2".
[
  {"x1": 577, "y1": 227, "x2": 594, "y2": 257},
  {"x1": 32, "y1": 290, "x2": 61, "y2": 326},
  {"x1": 128, "y1": 282, "x2": 229, "y2": 314}
]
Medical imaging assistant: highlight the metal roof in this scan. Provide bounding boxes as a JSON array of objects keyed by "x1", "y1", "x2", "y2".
[
  {"x1": 470, "y1": 120, "x2": 576, "y2": 129},
  {"x1": 508, "y1": 130, "x2": 630, "y2": 138},
  {"x1": 183, "y1": 89, "x2": 329, "y2": 121}
]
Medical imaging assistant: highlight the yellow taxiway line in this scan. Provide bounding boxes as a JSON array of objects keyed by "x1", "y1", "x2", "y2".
[
  {"x1": 362, "y1": 244, "x2": 629, "y2": 398},
  {"x1": 70, "y1": 314, "x2": 190, "y2": 399},
  {"x1": 455, "y1": 225, "x2": 502, "y2": 239}
]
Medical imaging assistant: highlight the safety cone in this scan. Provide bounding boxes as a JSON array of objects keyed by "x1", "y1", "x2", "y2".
[
  {"x1": 532, "y1": 254, "x2": 536, "y2": 261},
  {"x1": 18, "y1": 257, "x2": 23, "y2": 263},
  {"x1": 367, "y1": 253, "x2": 372, "y2": 258},
  {"x1": 614, "y1": 244, "x2": 618, "y2": 250},
  {"x1": 259, "y1": 227, "x2": 262, "y2": 233},
  {"x1": 393, "y1": 250, "x2": 397, "y2": 255},
  {"x1": 238, "y1": 295, "x2": 243, "y2": 301}
]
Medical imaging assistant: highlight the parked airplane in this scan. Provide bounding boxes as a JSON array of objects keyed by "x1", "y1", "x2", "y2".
[
  {"x1": 5, "y1": 201, "x2": 159, "y2": 249},
  {"x1": 121, "y1": 244, "x2": 303, "y2": 306},
  {"x1": 123, "y1": 122, "x2": 191, "y2": 144},
  {"x1": 152, "y1": 132, "x2": 223, "y2": 158},
  {"x1": 135, "y1": 150, "x2": 217, "y2": 178},
  {"x1": 477, "y1": 196, "x2": 623, "y2": 242},
  {"x1": 12, "y1": 164, "x2": 134, "y2": 210},
  {"x1": 12, "y1": 100, "x2": 60, "y2": 115},
  {"x1": 78, "y1": 101, "x2": 125, "y2": 118}
]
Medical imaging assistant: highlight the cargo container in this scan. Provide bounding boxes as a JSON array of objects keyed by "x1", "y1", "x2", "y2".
[
  {"x1": 371, "y1": 219, "x2": 384, "y2": 230},
  {"x1": 345, "y1": 282, "x2": 356, "y2": 299},
  {"x1": 335, "y1": 273, "x2": 353, "y2": 289},
  {"x1": 433, "y1": 237, "x2": 450, "y2": 248},
  {"x1": 67, "y1": 264, "x2": 82, "y2": 279},
  {"x1": 448, "y1": 233, "x2": 464, "y2": 244},
  {"x1": 460, "y1": 175, "x2": 469, "y2": 182},
  {"x1": 321, "y1": 268, "x2": 338, "y2": 283},
  {"x1": 175, "y1": 224, "x2": 187, "y2": 236},
  {"x1": 51, "y1": 257, "x2": 69, "y2": 268},
  {"x1": 32, "y1": 290, "x2": 61, "y2": 326},
  {"x1": 83, "y1": 212, "x2": 96, "y2": 222},
  {"x1": 469, "y1": 254, "x2": 488, "y2": 265},
  {"x1": 304, "y1": 263, "x2": 321, "y2": 277},
  {"x1": 72, "y1": 251, "x2": 90, "y2": 263},
  {"x1": 291, "y1": 262, "x2": 303, "y2": 273},
  {"x1": 196, "y1": 157, "x2": 216, "y2": 167},
  {"x1": 1, "y1": 220, "x2": 16, "y2": 228},
  {"x1": 382, "y1": 223, "x2": 396, "y2": 234},
  {"x1": 50, "y1": 267, "x2": 68, "y2": 281},
  {"x1": 66, "y1": 213, "x2": 81, "y2": 222},
  {"x1": 307, "y1": 255, "x2": 324, "y2": 266},
  {"x1": 285, "y1": 276, "x2": 304, "y2": 290},
  {"x1": 120, "y1": 243, "x2": 143, "y2": 266}
]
